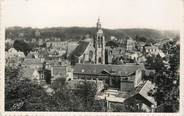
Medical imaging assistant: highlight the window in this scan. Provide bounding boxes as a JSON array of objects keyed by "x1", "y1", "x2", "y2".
[
  {"x1": 109, "y1": 51, "x2": 112, "y2": 55},
  {"x1": 98, "y1": 57, "x2": 102, "y2": 63},
  {"x1": 98, "y1": 37, "x2": 101, "y2": 48},
  {"x1": 89, "y1": 51, "x2": 93, "y2": 61}
]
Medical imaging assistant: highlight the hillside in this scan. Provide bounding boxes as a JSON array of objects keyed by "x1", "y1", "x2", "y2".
[{"x1": 5, "y1": 26, "x2": 179, "y2": 43}]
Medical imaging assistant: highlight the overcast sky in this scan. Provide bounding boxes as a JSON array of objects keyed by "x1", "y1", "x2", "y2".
[{"x1": 3, "y1": 0, "x2": 183, "y2": 30}]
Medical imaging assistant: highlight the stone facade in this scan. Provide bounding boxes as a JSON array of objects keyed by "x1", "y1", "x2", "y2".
[
  {"x1": 126, "y1": 36, "x2": 136, "y2": 51},
  {"x1": 94, "y1": 18, "x2": 105, "y2": 64},
  {"x1": 71, "y1": 18, "x2": 105, "y2": 65}
]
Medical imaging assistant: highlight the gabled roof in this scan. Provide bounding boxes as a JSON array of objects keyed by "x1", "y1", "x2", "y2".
[
  {"x1": 74, "y1": 63, "x2": 145, "y2": 77},
  {"x1": 128, "y1": 81, "x2": 156, "y2": 106},
  {"x1": 72, "y1": 41, "x2": 90, "y2": 57},
  {"x1": 66, "y1": 42, "x2": 79, "y2": 58}
]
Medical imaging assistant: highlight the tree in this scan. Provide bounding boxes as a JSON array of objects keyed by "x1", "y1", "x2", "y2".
[
  {"x1": 5, "y1": 67, "x2": 51, "y2": 111},
  {"x1": 148, "y1": 40, "x2": 179, "y2": 112},
  {"x1": 145, "y1": 55, "x2": 166, "y2": 73},
  {"x1": 50, "y1": 78, "x2": 85, "y2": 111},
  {"x1": 13, "y1": 40, "x2": 32, "y2": 55}
]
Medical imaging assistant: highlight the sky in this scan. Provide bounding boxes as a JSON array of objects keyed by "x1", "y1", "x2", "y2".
[{"x1": 3, "y1": 0, "x2": 183, "y2": 30}]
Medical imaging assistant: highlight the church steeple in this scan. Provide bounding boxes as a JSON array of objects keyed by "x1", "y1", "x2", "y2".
[
  {"x1": 94, "y1": 18, "x2": 105, "y2": 64},
  {"x1": 96, "y1": 17, "x2": 101, "y2": 30}
]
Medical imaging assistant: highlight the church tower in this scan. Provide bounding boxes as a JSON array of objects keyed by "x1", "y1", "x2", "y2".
[{"x1": 94, "y1": 18, "x2": 105, "y2": 64}]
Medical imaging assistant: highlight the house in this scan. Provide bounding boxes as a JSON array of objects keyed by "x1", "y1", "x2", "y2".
[
  {"x1": 137, "y1": 55, "x2": 147, "y2": 64},
  {"x1": 106, "y1": 46, "x2": 126, "y2": 64},
  {"x1": 6, "y1": 48, "x2": 25, "y2": 68},
  {"x1": 26, "y1": 51, "x2": 39, "y2": 59},
  {"x1": 137, "y1": 42, "x2": 146, "y2": 52},
  {"x1": 17, "y1": 51, "x2": 25, "y2": 58},
  {"x1": 5, "y1": 38, "x2": 14, "y2": 46},
  {"x1": 7, "y1": 48, "x2": 25, "y2": 59},
  {"x1": 124, "y1": 80, "x2": 156, "y2": 112},
  {"x1": 21, "y1": 67, "x2": 44, "y2": 84},
  {"x1": 51, "y1": 65, "x2": 73, "y2": 82},
  {"x1": 144, "y1": 45, "x2": 165, "y2": 58},
  {"x1": 38, "y1": 49, "x2": 48, "y2": 63},
  {"x1": 126, "y1": 36, "x2": 136, "y2": 51},
  {"x1": 7, "y1": 48, "x2": 18, "y2": 57},
  {"x1": 110, "y1": 36, "x2": 118, "y2": 41},
  {"x1": 45, "y1": 59, "x2": 70, "y2": 70},
  {"x1": 73, "y1": 63, "x2": 145, "y2": 92},
  {"x1": 6, "y1": 57, "x2": 20, "y2": 68},
  {"x1": 128, "y1": 52, "x2": 139, "y2": 61},
  {"x1": 22, "y1": 58, "x2": 43, "y2": 69},
  {"x1": 96, "y1": 80, "x2": 156, "y2": 112}
]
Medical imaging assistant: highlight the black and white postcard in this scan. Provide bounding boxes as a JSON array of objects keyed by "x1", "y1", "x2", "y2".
[{"x1": 0, "y1": 0, "x2": 183, "y2": 116}]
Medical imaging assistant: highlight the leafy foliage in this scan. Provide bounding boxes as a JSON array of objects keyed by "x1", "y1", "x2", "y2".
[
  {"x1": 13, "y1": 40, "x2": 33, "y2": 55},
  {"x1": 5, "y1": 67, "x2": 49, "y2": 111},
  {"x1": 146, "y1": 40, "x2": 179, "y2": 112}
]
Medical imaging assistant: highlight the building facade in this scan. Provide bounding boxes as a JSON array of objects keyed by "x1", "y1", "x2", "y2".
[
  {"x1": 94, "y1": 18, "x2": 105, "y2": 64},
  {"x1": 71, "y1": 18, "x2": 105, "y2": 65}
]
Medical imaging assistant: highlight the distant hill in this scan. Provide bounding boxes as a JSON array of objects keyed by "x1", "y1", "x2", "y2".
[{"x1": 5, "y1": 26, "x2": 179, "y2": 43}]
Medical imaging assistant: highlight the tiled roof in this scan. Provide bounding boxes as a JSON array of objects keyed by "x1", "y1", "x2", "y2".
[
  {"x1": 67, "y1": 43, "x2": 79, "y2": 57},
  {"x1": 73, "y1": 63, "x2": 145, "y2": 77},
  {"x1": 72, "y1": 41, "x2": 90, "y2": 57},
  {"x1": 129, "y1": 81, "x2": 156, "y2": 106}
]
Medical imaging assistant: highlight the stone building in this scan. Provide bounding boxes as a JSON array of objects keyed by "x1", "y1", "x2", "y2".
[
  {"x1": 144, "y1": 45, "x2": 165, "y2": 58},
  {"x1": 51, "y1": 65, "x2": 73, "y2": 82},
  {"x1": 71, "y1": 18, "x2": 105, "y2": 65},
  {"x1": 6, "y1": 48, "x2": 25, "y2": 68},
  {"x1": 105, "y1": 46, "x2": 126, "y2": 64},
  {"x1": 126, "y1": 36, "x2": 136, "y2": 51},
  {"x1": 94, "y1": 18, "x2": 105, "y2": 64},
  {"x1": 73, "y1": 63, "x2": 145, "y2": 92}
]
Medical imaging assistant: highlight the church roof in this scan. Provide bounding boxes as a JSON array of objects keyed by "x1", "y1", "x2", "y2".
[
  {"x1": 73, "y1": 63, "x2": 145, "y2": 77},
  {"x1": 72, "y1": 41, "x2": 91, "y2": 57}
]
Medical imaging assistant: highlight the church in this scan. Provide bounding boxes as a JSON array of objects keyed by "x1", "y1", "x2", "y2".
[{"x1": 71, "y1": 18, "x2": 105, "y2": 65}]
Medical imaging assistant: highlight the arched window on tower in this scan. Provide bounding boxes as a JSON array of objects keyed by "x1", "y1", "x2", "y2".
[
  {"x1": 89, "y1": 51, "x2": 93, "y2": 62},
  {"x1": 98, "y1": 57, "x2": 102, "y2": 63},
  {"x1": 98, "y1": 37, "x2": 101, "y2": 48},
  {"x1": 101, "y1": 37, "x2": 103, "y2": 47}
]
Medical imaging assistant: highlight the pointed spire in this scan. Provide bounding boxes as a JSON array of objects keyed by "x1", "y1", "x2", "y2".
[
  {"x1": 98, "y1": 17, "x2": 100, "y2": 23},
  {"x1": 96, "y1": 17, "x2": 101, "y2": 29}
]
